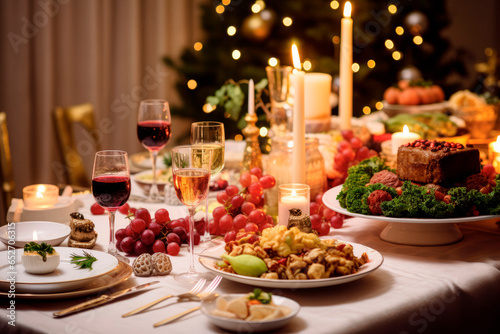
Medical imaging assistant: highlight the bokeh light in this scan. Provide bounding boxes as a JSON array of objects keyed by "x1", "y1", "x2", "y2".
[
  {"x1": 232, "y1": 49, "x2": 241, "y2": 60},
  {"x1": 283, "y1": 17, "x2": 293, "y2": 26}
]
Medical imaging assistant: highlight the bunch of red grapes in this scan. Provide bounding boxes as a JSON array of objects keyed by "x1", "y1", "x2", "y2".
[
  {"x1": 330, "y1": 130, "x2": 378, "y2": 187},
  {"x1": 309, "y1": 192, "x2": 346, "y2": 236},
  {"x1": 210, "y1": 167, "x2": 277, "y2": 243}
]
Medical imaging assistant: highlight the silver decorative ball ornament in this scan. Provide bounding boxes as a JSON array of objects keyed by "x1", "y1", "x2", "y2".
[
  {"x1": 404, "y1": 11, "x2": 429, "y2": 36},
  {"x1": 398, "y1": 66, "x2": 422, "y2": 81},
  {"x1": 241, "y1": 10, "x2": 275, "y2": 42}
]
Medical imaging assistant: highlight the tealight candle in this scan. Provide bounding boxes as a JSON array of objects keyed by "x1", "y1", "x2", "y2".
[
  {"x1": 392, "y1": 125, "x2": 421, "y2": 155},
  {"x1": 489, "y1": 135, "x2": 500, "y2": 173},
  {"x1": 278, "y1": 184, "x2": 310, "y2": 226},
  {"x1": 23, "y1": 184, "x2": 59, "y2": 209}
]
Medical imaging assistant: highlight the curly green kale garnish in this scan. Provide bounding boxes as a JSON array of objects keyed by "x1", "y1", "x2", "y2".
[
  {"x1": 24, "y1": 242, "x2": 55, "y2": 262},
  {"x1": 70, "y1": 251, "x2": 98, "y2": 270},
  {"x1": 248, "y1": 288, "x2": 272, "y2": 304}
]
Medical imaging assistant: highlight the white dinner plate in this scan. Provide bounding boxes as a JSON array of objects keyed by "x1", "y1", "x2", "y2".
[
  {"x1": 0, "y1": 221, "x2": 71, "y2": 248},
  {"x1": 198, "y1": 241, "x2": 383, "y2": 289},
  {"x1": 323, "y1": 185, "x2": 500, "y2": 224},
  {"x1": 0, "y1": 247, "x2": 119, "y2": 293},
  {"x1": 201, "y1": 294, "x2": 300, "y2": 332}
]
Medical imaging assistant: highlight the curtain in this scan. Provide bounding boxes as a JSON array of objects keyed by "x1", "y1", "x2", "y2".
[{"x1": 0, "y1": 0, "x2": 204, "y2": 197}]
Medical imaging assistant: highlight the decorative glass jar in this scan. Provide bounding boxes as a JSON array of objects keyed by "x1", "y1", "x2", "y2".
[{"x1": 265, "y1": 136, "x2": 327, "y2": 217}]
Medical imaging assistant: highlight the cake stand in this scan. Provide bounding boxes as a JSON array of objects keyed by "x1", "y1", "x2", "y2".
[{"x1": 322, "y1": 186, "x2": 500, "y2": 246}]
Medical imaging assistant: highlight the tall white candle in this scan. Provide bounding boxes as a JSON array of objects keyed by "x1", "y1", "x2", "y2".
[
  {"x1": 248, "y1": 79, "x2": 255, "y2": 115},
  {"x1": 339, "y1": 1, "x2": 353, "y2": 130},
  {"x1": 291, "y1": 44, "x2": 306, "y2": 184}
]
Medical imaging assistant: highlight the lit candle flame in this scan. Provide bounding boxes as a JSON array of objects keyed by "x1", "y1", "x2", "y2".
[
  {"x1": 291, "y1": 189, "x2": 297, "y2": 197},
  {"x1": 343, "y1": 1, "x2": 352, "y2": 18},
  {"x1": 403, "y1": 124, "x2": 410, "y2": 134},
  {"x1": 291, "y1": 44, "x2": 302, "y2": 71},
  {"x1": 493, "y1": 135, "x2": 500, "y2": 152},
  {"x1": 36, "y1": 185, "x2": 46, "y2": 199},
  {"x1": 33, "y1": 230, "x2": 38, "y2": 241}
]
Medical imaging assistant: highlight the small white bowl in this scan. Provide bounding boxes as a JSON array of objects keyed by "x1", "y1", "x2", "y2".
[
  {"x1": 0, "y1": 221, "x2": 71, "y2": 248},
  {"x1": 201, "y1": 294, "x2": 300, "y2": 332}
]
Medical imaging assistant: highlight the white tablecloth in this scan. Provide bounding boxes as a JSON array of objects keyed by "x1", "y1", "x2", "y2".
[{"x1": 2, "y1": 193, "x2": 500, "y2": 334}]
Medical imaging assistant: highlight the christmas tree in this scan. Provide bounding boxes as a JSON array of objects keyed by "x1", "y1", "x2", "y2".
[{"x1": 164, "y1": 0, "x2": 467, "y2": 137}]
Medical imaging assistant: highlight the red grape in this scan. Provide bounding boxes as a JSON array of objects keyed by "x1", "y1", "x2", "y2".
[
  {"x1": 315, "y1": 193, "x2": 324, "y2": 206},
  {"x1": 319, "y1": 222, "x2": 330, "y2": 236},
  {"x1": 248, "y1": 182, "x2": 263, "y2": 197},
  {"x1": 250, "y1": 167, "x2": 263, "y2": 178},
  {"x1": 350, "y1": 137, "x2": 363, "y2": 149},
  {"x1": 217, "y1": 191, "x2": 229, "y2": 204},
  {"x1": 239, "y1": 172, "x2": 252, "y2": 188},
  {"x1": 356, "y1": 146, "x2": 370, "y2": 161},
  {"x1": 120, "y1": 236, "x2": 134, "y2": 253},
  {"x1": 224, "y1": 230, "x2": 236, "y2": 243},
  {"x1": 135, "y1": 208, "x2": 151, "y2": 225},
  {"x1": 194, "y1": 218, "x2": 206, "y2": 235},
  {"x1": 244, "y1": 222, "x2": 259, "y2": 233},
  {"x1": 241, "y1": 202, "x2": 256, "y2": 216},
  {"x1": 323, "y1": 208, "x2": 336, "y2": 221},
  {"x1": 233, "y1": 214, "x2": 248, "y2": 230},
  {"x1": 310, "y1": 214, "x2": 323, "y2": 230},
  {"x1": 337, "y1": 140, "x2": 352, "y2": 151},
  {"x1": 219, "y1": 214, "x2": 234, "y2": 231},
  {"x1": 166, "y1": 232, "x2": 181, "y2": 245},
  {"x1": 266, "y1": 215, "x2": 274, "y2": 225},
  {"x1": 172, "y1": 227, "x2": 187, "y2": 243},
  {"x1": 259, "y1": 175, "x2": 276, "y2": 189},
  {"x1": 129, "y1": 207, "x2": 137, "y2": 215},
  {"x1": 148, "y1": 221, "x2": 162, "y2": 236},
  {"x1": 178, "y1": 217, "x2": 189, "y2": 230},
  {"x1": 115, "y1": 228, "x2": 127, "y2": 242},
  {"x1": 90, "y1": 202, "x2": 105, "y2": 215},
  {"x1": 217, "y1": 179, "x2": 228, "y2": 189},
  {"x1": 230, "y1": 194, "x2": 245, "y2": 209},
  {"x1": 167, "y1": 242, "x2": 180, "y2": 256},
  {"x1": 482, "y1": 164, "x2": 496, "y2": 178},
  {"x1": 130, "y1": 218, "x2": 146, "y2": 233},
  {"x1": 125, "y1": 225, "x2": 140, "y2": 239},
  {"x1": 330, "y1": 215, "x2": 344, "y2": 229},
  {"x1": 118, "y1": 203, "x2": 130, "y2": 215},
  {"x1": 208, "y1": 219, "x2": 219, "y2": 235},
  {"x1": 213, "y1": 206, "x2": 227, "y2": 221},
  {"x1": 152, "y1": 239, "x2": 166, "y2": 253},
  {"x1": 334, "y1": 153, "x2": 347, "y2": 166},
  {"x1": 341, "y1": 130, "x2": 354, "y2": 141},
  {"x1": 310, "y1": 202, "x2": 320, "y2": 215},
  {"x1": 134, "y1": 240, "x2": 148, "y2": 255},
  {"x1": 248, "y1": 210, "x2": 265, "y2": 225},
  {"x1": 259, "y1": 223, "x2": 274, "y2": 232},
  {"x1": 154, "y1": 208, "x2": 170, "y2": 225},
  {"x1": 225, "y1": 185, "x2": 239, "y2": 197},
  {"x1": 140, "y1": 229, "x2": 155, "y2": 245},
  {"x1": 245, "y1": 194, "x2": 261, "y2": 205},
  {"x1": 187, "y1": 231, "x2": 200, "y2": 245},
  {"x1": 341, "y1": 148, "x2": 356, "y2": 161}
]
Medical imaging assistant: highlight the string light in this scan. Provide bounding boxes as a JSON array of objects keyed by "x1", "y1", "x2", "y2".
[
  {"x1": 385, "y1": 39, "x2": 394, "y2": 49},
  {"x1": 232, "y1": 49, "x2": 241, "y2": 59},
  {"x1": 367, "y1": 59, "x2": 376, "y2": 68},
  {"x1": 203, "y1": 103, "x2": 216, "y2": 113},
  {"x1": 303, "y1": 60, "x2": 312, "y2": 71},
  {"x1": 227, "y1": 26, "x2": 236, "y2": 36},
  {"x1": 259, "y1": 127, "x2": 268, "y2": 137},
  {"x1": 256, "y1": 0, "x2": 266, "y2": 9},
  {"x1": 332, "y1": 36, "x2": 340, "y2": 44},
  {"x1": 395, "y1": 26, "x2": 404, "y2": 35},
  {"x1": 362, "y1": 106, "x2": 371, "y2": 114},
  {"x1": 251, "y1": 3, "x2": 261, "y2": 13},
  {"x1": 215, "y1": 5, "x2": 224, "y2": 14},
  {"x1": 375, "y1": 101, "x2": 383, "y2": 110},
  {"x1": 187, "y1": 79, "x2": 197, "y2": 90},
  {"x1": 392, "y1": 51, "x2": 402, "y2": 60},
  {"x1": 283, "y1": 17, "x2": 293, "y2": 26},
  {"x1": 193, "y1": 42, "x2": 203, "y2": 51},
  {"x1": 268, "y1": 57, "x2": 278, "y2": 67},
  {"x1": 388, "y1": 5, "x2": 397, "y2": 14},
  {"x1": 351, "y1": 63, "x2": 360, "y2": 72},
  {"x1": 222, "y1": 0, "x2": 231, "y2": 5},
  {"x1": 413, "y1": 36, "x2": 423, "y2": 45},
  {"x1": 330, "y1": 1, "x2": 339, "y2": 10}
]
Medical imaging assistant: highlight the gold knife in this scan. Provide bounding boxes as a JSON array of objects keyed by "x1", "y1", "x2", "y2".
[{"x1": 53, "y1": 281, "x2": 160, "y2": 318}]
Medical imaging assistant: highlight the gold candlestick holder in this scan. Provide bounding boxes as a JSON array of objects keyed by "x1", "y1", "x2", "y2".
[{"x1": 242, "y1": 113, "x2": 262, "y2": 172}]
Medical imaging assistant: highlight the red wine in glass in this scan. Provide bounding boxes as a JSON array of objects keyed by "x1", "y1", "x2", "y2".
[
  {"x1": 92, "y1": 175, "x2": 131, "y2": 210},
  {"x1": 137, "y1": 120, "x2": 172, "y2": 151}
]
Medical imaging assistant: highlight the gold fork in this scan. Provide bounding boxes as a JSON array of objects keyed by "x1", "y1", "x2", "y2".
[
  {"x1": 122, "y1": 278, "x2": 206, "y2": 317},
  {"x1": 153, "y1": 276, "x2": 222, "y2": 327}
]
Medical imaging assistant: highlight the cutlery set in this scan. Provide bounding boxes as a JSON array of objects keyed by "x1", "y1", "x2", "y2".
[{"x1": 53, "y1": 276, "x2": 222, "y2": 326}]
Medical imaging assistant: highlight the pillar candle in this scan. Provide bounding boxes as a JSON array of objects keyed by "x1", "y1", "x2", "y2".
[
  {"x1": 304, "y1": 73, "x2": 332, "y2": 120},
  {"x1": 291, "y1": 44, "x2": 306, "y2": 184},
  {"x1": 339, "y1": 1, "x2": 353, "y2": 130},
  {"x1": 392, "y1": 125, "x2": 421, "y2": 155}
]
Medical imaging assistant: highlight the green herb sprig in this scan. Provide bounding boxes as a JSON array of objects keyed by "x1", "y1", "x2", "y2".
[
  {"x1": 24, "y1": 242, "x2": 55, "y2": 262},
  {"x1": 70, "y1": 251, "x2": 98, "y2": 270},
  {"x1": 248, "y1": 288, "x2": 272, "y2": 304}
]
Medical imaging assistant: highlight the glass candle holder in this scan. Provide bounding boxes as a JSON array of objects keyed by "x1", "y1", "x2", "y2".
[
  {"x1": 23, "y1": 184, "x2": 59, "y2": 209},
  {"x1": 278, "y1": 183, "x2": 310, "y2": 226}
]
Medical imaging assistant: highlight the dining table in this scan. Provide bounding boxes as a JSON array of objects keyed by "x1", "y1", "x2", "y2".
[{"x1": 1, "y1": 179, "x2": 500, "y2": 334}]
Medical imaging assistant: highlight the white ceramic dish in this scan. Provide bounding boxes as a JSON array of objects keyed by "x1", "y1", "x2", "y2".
[
  {"x1": 199, "y1": 242, "x2": 383, "y2": 289},
  {"x1": 201, "y1": 294, "x2": 300, "y2": 332},
  {"x1": 0, "y1": 221, "x2": 71, "y2": 248},
  {"x1": 133, "y1": 169, "x2": 172, "y2": 195},
  {"x1": 0, "y1": 247, "x2": 119, "y2": 293},
  {"x1": 382, "y1": 101, "x2": 450, "y2": 116},
  {"x1": 0, "y1": 261, "x2": 132, "y2": 299}
]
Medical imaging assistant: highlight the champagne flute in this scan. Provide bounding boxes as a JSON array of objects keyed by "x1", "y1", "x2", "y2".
[
  {"x1": 137, "y1": 99, "x2": 172, "y2": 202},
  {"x1": 171, "y1": 145, "x2": 212, "y2": 282},
  {"x1": 92, "y1": 150, "x2": 131, "y2": 263},
  {"x1": 190, "y1": 121, "x2": 225, "y2": 245}
]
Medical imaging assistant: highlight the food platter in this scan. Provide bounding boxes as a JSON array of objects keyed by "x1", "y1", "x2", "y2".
[
  {"x1": 0, "y1": 247, "x2": 119, "y2": 293},
  {"x1": 0, "y1": 221, "x2": 71, "y2": 248},
  {"x1": 382, "y1": 101, "x2": 450, "y2": 116},
  {"x1": 201, "y1": 294, "x2": 300, "y2": 332},
  {"x1": 198, "y1": 242, "x2": 383, "y2": 289},
  {"x1": 323, "y1": 185, "x2": 500, "y2": 245},
  {"x1": 0, "y1": 261, "x2": 132, "y2": 299}
]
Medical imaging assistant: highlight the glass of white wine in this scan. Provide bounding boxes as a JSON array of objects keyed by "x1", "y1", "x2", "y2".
[
  {"x1": 190, "y1": 121, "x2": 225, "y2": 245},
  {"x1": 171, "y1": 145, "x2": 212, "y2": 282}
]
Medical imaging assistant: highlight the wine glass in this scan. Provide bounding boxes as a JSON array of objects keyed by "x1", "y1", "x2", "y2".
[
  {"x1": 137, "y1": 99, "x2": 172, "y2": 202},
  {"x1": 171, "y1": 145, "x2": 212, "y2": 282},
  {"x1": 190, "y1": 121, "x2": 225, "y2": 245},
  {"x1": 92, "y1": 150, "x2": 131, "y2": 263}
]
